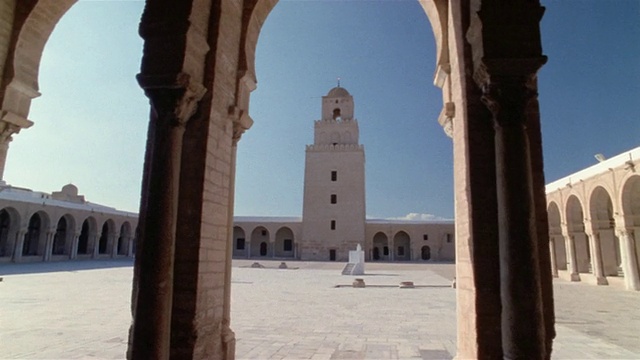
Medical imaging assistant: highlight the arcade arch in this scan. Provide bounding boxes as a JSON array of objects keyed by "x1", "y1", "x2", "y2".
[
  {"x1": 566, "y1": 195, "x2": 590, "y2": 274},
  {"x1": 22, "y1": 211, "x2": 50, "y2": 257},
  {"x1": 547, "y1": 202, "x2": 567, "y2": 271},
  {"x1": 274, "y1": 226, "x2": 294, "y2": 258},
  {"x1": 52, "y1": 214, "x2": 75, "y2": 256},
  {"x1": 77, "y1": 217, "x2": 97, "y2": 256},
  {"x1": 393, "y1": 231, "x2": 411, "y2": 261},
  {"x1": 250, "y1": 226, "x2": 270, "y2": 257},
  {"x1": 233, "y1": 226, "x2": 247, "y2": 257},
  {"x1": 0, "y1": 207, "x2": 20, "y2": 259},
  {"x1": 372, "y1": 232, "x2": 388, "y2": 261},
  {"x1": 589, "y1": 186, "x2": 621, "y2": 277},
  {"x1": 118, "y1": 222, "x2": 132, "y2": 256}
]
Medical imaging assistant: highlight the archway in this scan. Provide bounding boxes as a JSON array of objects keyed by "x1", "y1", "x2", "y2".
[
  {"x1": 250, "y1": 227, "x2": 269, "y2": 257},
  {"x1": 566, "y1": 196, "x2": 590, "y2": 274},
  {"x1": 233, "y1": 226, "x2": 247, "y2": 258},
  {"x1": 393, "y1": 231, "x2": 411, "y2": 261},
  {"x1": 0, "y1": 207, "x2": 20, "y2": 258},
  {"x1": 372, "y1": 232, "x2": 388, "y2": 261},
  {"x1": 274, "y1": 227, "x2": 294, "y2": 258},
  {"x1": 547, "y1": 202, "x2": 567, "y2": 270},
  {"x1": 23, "y1": 212, "x2": 49, "y2": 257},
  {"x1": 52, "y1": 215, "x2": 74, "y2": 256},
  {"x1": 621, "y1": 175, "x2": 640, "y2": 279},
  {"x1": 98, "y1": 220, "x2": 115, "y2": 255},
  {"x1": 118, "y1": 222, "x2": 132, "y2": 256},
  {"x1": 77, "y1": 217, "x2": 96, "y2": 256},
  {"x1": 589, "y1": 186, "x2": 620, "y2": 276}
]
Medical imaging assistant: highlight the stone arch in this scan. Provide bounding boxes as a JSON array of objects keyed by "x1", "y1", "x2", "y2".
[
  {"x1": 233, "y1": 226, "x2": 247, "y2": 258},
  {"x1": 372, "y1": 232, "x2": 388, "y2": 261},
  {"x1": 98, "y1": 219, "x2": 116, "y2": 255},
  {"x1": 393, "y1": 230, "x2": 411, "y2": 261},
  {"x1": 2, "y1": 1, "x2": 77, "y2": 121},
  {"x1": 77, "y1": 216, "x2": 97, "y2": 256},
  {"x1": 620, "y1": 174, "x2": 640, "y2": 284},
  {"x1": 547, "y1": 202, "x2": 566, "y2": 270},
  {"x1": 52, "y1": 214, "x2": 75, "y2": 256},
  {"x1": 117, "y1": 221, "x2": 132, "y2": 256},
  {"x1": 566, "y1": 195, "x2": 590, "y2": 273},
  {"x1": 250, "y1": 226, "x2": 270, "y2": 257},
  {"x1": 0, "y1": 207, "x2": 20, "y2": 258},
  {"x1": 22, "y1": 211, "x2": 50, "y2": 257},
  {"x1": 621, "y1": 175, "x2": 640, "y2": 227},
  {"x1": 274, "y1": 226, "x2": 294, "y2": 258},
  {"x1": 589, "y1": 186, "x2": 620, "y2": 276}
]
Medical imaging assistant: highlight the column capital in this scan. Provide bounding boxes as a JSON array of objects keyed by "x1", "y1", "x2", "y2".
[
  {"x1": 228, "y1": 106, "x2": 253, "y2": 146},
  {"x1": 615, "y1": 227, "x2": 631, "y2": 238},
  {"x1": 136, "y1": 72, "x2": 207, "y2": 126},
  {"x1": 474, "y1": 57, "x2": 546, "y2": 127},
  {"x1": 0, "y1": 110, "x2": 34, "y2": 143}
]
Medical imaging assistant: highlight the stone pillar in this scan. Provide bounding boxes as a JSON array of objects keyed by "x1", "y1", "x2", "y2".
[
  {"x1": 479, "y1": 62, "x2": 546, "y2": 358},
  {"x1": 43, "y1": 230, "x2": 55, "y2": 262},
  {"x1": 126, "y1": 236, "x2": 134, "y2": 257},
  {"x1": 92, "y1": 234, "x2": 99, "y2": 259},
  {"x1": 472, "y1": 0, "x2": 551, "y2": 351},
  {"x1": 111, "y1": 232, "x2": 120, "y2": 258},
  {"x1": 617, "y1": 228, "x2": 640, "y2": 291},
  {"x1": 71, "y1": 232, "x2": 80, "y2": 259},
  {"x1": 549, "y1": 239, "x2": 558, "y2": 278},
  {"x1": 585, "y1": 224, "x2": 608, "y2": 285},
  {"x1": 12, "y1": 228, "x2": 25, "y2": 262},
  {"x1": 562, "y1": 226, "x2": 580, "y2": 282}
]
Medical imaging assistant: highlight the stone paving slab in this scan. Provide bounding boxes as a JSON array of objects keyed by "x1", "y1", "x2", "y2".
[{"x1": 1, "y1": 259, "x2": 639, "y2": 359}]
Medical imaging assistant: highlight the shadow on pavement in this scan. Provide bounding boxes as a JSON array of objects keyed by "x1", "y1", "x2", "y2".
[{"x1": 0, "y1": 258, "x2": 134, "y2": 276}]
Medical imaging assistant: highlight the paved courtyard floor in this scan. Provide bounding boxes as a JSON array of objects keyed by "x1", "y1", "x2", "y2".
[{"x1": 1, "y1": 259, "x2": 639, "y2": 359}]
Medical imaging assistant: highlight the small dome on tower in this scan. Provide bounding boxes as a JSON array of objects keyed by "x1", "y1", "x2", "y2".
[{"x1": 327, "y1": 86, "x2": 350, "y2": 98}]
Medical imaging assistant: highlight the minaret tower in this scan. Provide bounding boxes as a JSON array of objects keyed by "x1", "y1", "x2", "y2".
[{"x1": 301, "y1": 85, "x2": 366, "y2": 261}]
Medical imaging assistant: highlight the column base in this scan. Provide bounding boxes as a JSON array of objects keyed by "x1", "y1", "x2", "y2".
[
  {"x1": 570, "y1": 273, "x2": 581, "y2": 282},
  {"x1": 596, "y1": 277, "x2": 609, "y2": 286},
  {"x1": 222, "y1": 325, "x2": 235, "y2": 360}
]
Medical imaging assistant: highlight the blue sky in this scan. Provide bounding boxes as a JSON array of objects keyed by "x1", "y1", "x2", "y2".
[{"x1": 4, "y1": 0, "x2": 639, "y2": 220}]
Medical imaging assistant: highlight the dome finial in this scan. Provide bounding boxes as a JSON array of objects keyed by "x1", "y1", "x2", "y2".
[{"x1": 337, "y1": 77, "x2": 341, "y2": 88}]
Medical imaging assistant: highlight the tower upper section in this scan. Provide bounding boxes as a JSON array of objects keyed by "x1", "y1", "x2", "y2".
[{"x1": 313, "y1": 86, "x2": 359, "y2": 146}]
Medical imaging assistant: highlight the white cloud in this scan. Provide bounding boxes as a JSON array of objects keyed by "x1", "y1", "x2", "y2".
[{"x1": 388, "y1": 213, "x2": 450, "y2": 221}]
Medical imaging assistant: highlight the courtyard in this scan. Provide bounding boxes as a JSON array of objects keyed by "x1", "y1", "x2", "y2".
[{"x1": 1, "y1": 259, "x2": 639, "y2": 359}]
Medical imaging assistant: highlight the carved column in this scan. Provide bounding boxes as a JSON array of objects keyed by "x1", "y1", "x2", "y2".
[
  {"x1": 128, "y1": 79, "x2": 204, "y2": 359},
  {"x1": 111, "y1": 232, "x2": 120, "y2": 258},
  {"x1": 71, "y1": 232, "x2": 80, "y2": 259},
  {"x1": 585, "y1": 221, "x2": 608, "y2": 285},
  {"x1": 476, "y1": 57, "x2": 548, "y2": 359},
  {"x1": 549, "y1": 239, "x2": 558, "y2": 277},
  {"x1": 12, "y1": 228, "x2": 25, "y2": 262},
  {"x1": 561, "y1": 225, "x2": 580, "y2": 281},
  {"x1": 617, "y1": 228, "x2": 640, "y2": 291},
  {"x1": 43, "y1": 230, "x2": 55, "y2": 261}
]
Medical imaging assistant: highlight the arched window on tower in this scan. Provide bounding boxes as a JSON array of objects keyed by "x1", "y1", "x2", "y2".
[{"x1": 333, "y1": 108, "x2": 341, "y2": 120}]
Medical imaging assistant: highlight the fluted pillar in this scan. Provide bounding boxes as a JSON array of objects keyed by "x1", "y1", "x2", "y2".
[
  {"x1": 585, "y1": 222, "x2": 608, "y2": 285},
  {"x1": 561, "y1": 225, "x2": 580, "y2": 282}
]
